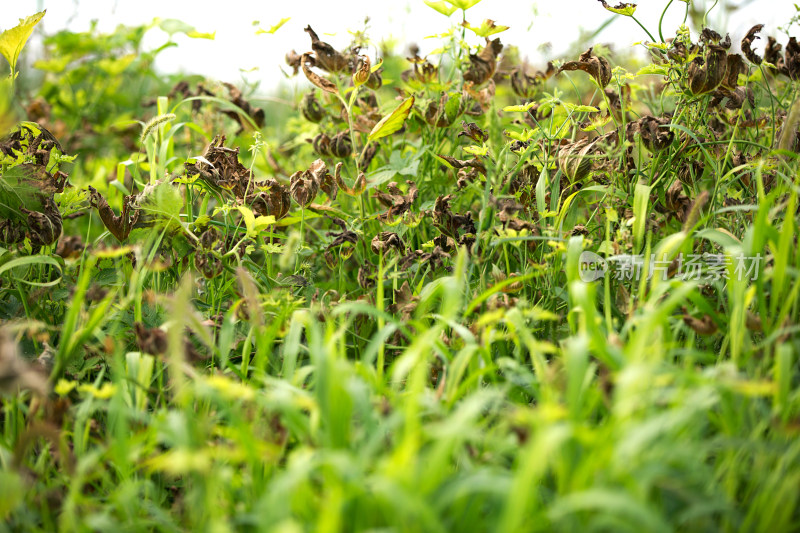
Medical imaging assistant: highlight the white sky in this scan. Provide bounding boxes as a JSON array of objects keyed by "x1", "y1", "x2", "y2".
[{"x1": 4, "y1": 0, "x2": 798, "y2": 91}]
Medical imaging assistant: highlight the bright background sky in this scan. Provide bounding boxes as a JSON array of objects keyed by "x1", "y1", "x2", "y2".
[{"x1": 4, "y1": 0, "x2": 798, "y2": 91}]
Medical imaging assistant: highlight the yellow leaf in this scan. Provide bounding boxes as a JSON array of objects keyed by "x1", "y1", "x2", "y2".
[
  {"x1": 0, "y1": 10, "x2": 46, "y2": 74},
  {"x1": 503, "y1": 101, "x2": 537, "y2": 113},
  {"x1": 255, "y1": 17, "x2": 291, "y2": 35},
  {"x1": 79, "y1": 383, "x2": 117, "y2": 399},
  {"x1": 424, "y1": 1, "x2": 458, "y2": 16},
  {"x1": 55, "y1": 379, "x2": 77, "y2": 396},
  {"x1": 237, "y1": 205, "x2": 257, "y2": 238},
  {"x1": 186, "y1": 30, "x2": 215, "y2": 40},
  {"x1": 462, "y1": 19, "x2": 509, "y2": 37},
  {"x1": 368, "y1": 96, "x2": 415, "y2": 142},
  {"x1": 254, "y1": 215, "x2": 276, "y2": 232}
]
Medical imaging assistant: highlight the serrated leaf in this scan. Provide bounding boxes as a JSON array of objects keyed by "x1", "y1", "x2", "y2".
[
  {"x1": 581, "y1": 113, "x2": 613, "y2": 132},
  {"x1": 636, "y1": 64, "x2": 669, "y2": 76},
  {"x1": 0, "y1": 164, "x2": 51, "y2": 219},
  {"x1": 503, "y1": 101, "x2": 537, "y2": 113},
  {"x1": 462, "y1": 19, "x2": 509, "y2": 37},
  {"x1": 368, "y1": 96, "x2": 415, "y2": 142},
  {"x1": 564, "y1": 103, "x2": 599, "y2": 113},
  {"x1": 0, "y1": 10, "x2": 45, "y2": 74},
  {"x1": 463, "y1": 144, "x2": 488, "y2": 156}
]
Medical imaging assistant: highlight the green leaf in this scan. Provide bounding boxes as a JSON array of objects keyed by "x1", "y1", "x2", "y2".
[
  {"x1": 0, "y1": 471, "x2": 23, "y2": 519},
  {"x1": 140, "y1": 181, "x2": 183, "y2": 232},
  {"x1": 632, "y1": 182, "x2": 651, "y2": 252},
  {"x1": 636, "y1": 64, "x2": 669, "y2": 76},
  {"x1": 368, "y1": 96, "x2": 415, "y2": 142},
  {"x1": 444, "y1": 92, "x2": 463, "y2": 123},
  {"x1": 0, "y1": 10, "x2": 45, "y2": 75},
  {"x1": 0, "y1": 164, "x2": 51, "y2": 220},
  {"x1": 424, "y1": 1, "x2": 458, "y2": 16},
  {"x1": 255, "y1": 17, "x2": 291, "y2": 35}
]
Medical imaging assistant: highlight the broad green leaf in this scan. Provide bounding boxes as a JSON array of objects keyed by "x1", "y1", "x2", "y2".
[
  {"x1": 444, "y1": 92, "x2": 462, "y2": 123},
  {"x1": 368, "y1": 96, "x2": 415, "y2": 142},
  {"x1": 255, "y1": 17, "x2": 291, "y2": 35},
  {"x1": 0, "y1": 471, "x2": 23, "y2": 519},
  {"x1": 424, "y1": 1, "x2": 458, "y2": 16},
  {"x1": 0, "y1": 164, "x2": 51, "y2": 219},
  {"x1": 254, "y1": 215, "x2": 276, "y2": 233},
  {"x1": 0, "y1": 10, "x2": 45, "y2": 74}
]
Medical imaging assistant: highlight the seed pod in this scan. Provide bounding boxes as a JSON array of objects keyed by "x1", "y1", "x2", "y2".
[
  {"x1": 631, "y1": 115, "x2": 674, "y2": 153},
  {"x1": 301, "y1": 92, "x2": 325, "y2": 123},
  {"x1": 741, "y1": 24, "x2": 764, "y2": 64},
  {"x1": 22, "y1": 199, "x2": 62, "y2": 247},
  {"x1": 330, "y1": 131, "x2": 352, "y2": 158},
  {"x1": 557, "y1": 139, "x2": 597, "y2": 181},
  {"x1": 353, "y1": 56, "x2": 371, "y2": 86},
  {"x1": 194, "y1": 227, "x2": 224, "y2": 279},
  {"x1": 312, "y1": 133, "x2": 333, "y2": 157},
  {"x1": 688, "y1": 31, "x2": 732, "y2": 95},
  {"x1": 248, "y1": 179, "x2": 291, "y2": 219},
  {"x1": 458, "y1": 121, "x2": 488, "y2": 143},
  {"x1": 290, "y1": 170, "x2": 319, "y2": 207},
  {"x1": 510, "y1": 62, "x2": 555, "y2": 99},
  {"x1": 558, "y1": 48, "x2": 613, "y2": 88},
  {"x1": 333, "y1": 163, "x2": 367, "y2": 196},
  {"x1": 464, "y1": 38, "x2": 503, "y2": 85},
  {"x1": 365, "y1": 69, "x2": 383, "y2": 91},
  {"x1": 371, "y1": 231, "x2": 405, "y2": 255},
  {"x1": 304, "y1": 26, "x2": 349, "y2": 73}
]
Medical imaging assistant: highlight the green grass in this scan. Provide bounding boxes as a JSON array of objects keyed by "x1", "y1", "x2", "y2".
[{"x1": 1, "y1": 2, "x2": 800, "y2": 531}]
